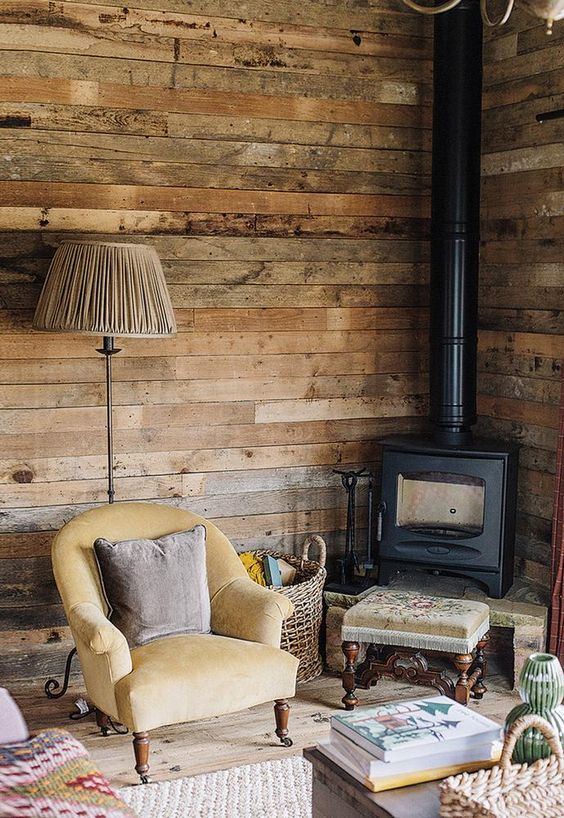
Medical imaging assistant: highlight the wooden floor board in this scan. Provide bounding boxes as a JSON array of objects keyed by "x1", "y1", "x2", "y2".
[{"x1": 12, "y1": 671, "x2": 518, "y2": 789}]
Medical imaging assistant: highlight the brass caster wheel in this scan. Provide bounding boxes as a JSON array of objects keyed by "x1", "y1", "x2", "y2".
[
  {"x1": 101, "y1": 727, "x2": 109, "y2": 737},
  {"x1": 280, "y1": 737, "x2": 293, "y2": 747},
  {"x1": 140, "y1": 775, "x2": 151, "y2": 785}
]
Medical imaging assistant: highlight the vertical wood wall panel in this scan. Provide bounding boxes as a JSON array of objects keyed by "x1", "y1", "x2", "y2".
[{"x1": 0, "y1": 0, "x2": 431, "y2": 681}]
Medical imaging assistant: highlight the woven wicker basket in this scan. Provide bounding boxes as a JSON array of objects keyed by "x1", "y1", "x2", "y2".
[
  {"x1": 440, "y1": 714, "x2": 564, "y2": 817},
  {"x1": 255, "y1": 535, "x2": 327, "y2": 683}
]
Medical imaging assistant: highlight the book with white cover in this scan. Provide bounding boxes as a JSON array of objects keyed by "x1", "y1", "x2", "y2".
[
  {"x1": 331, "y1": 695, "x2": 503, "y2": 763},
  {"x1": 317, "y1": 737, "x2": 501, "y2": 793},
  {"x1": 328, "y1": 728, "x2": 502, "y2": 780}
]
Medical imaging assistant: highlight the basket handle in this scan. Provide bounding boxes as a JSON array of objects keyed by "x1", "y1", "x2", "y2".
[
  {"x1": 301, "y1": 535, "x2": 327, "y2": 568},
  {"x1": 500, "y1": 714, "x2": 564, "y2": 768}
]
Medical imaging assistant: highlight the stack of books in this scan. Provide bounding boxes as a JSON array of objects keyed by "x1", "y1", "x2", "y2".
[{"x1": 318, "y1": 695, "x2": 503, "y2": 792}]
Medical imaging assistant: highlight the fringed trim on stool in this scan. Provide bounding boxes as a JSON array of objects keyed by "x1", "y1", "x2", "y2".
[{"x1": 341, "y1": 618, "x2": 489, "y2": 655}]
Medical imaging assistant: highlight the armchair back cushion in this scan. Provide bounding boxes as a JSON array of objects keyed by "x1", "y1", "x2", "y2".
[
  {"x1": 94, "y1": 525, "x2": 211, "y2": 648},
  {"x1": 52, "y1": 503, "x2": 248, "y2": 620}
]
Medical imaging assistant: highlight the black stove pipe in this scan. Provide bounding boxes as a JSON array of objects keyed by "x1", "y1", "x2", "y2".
[{"x1": 429, "y1": 0, "x2": 483, "y2": 447}]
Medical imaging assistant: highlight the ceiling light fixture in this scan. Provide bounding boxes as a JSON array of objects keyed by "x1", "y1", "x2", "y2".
[{"x1": 400, "y1": 0, "x2": 563, "y2": 33}]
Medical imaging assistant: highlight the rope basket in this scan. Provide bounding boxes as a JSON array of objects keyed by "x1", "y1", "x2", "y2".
[
  {"x1": 440, "y1": 714, "x2": 564, "y2": 817},
  {"x1": 255, "y1": 535, "x2": 327, "y2": 683}
]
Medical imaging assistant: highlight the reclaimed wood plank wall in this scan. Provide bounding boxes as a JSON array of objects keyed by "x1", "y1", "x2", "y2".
[
  {"x1": 478, "y1": 10, "x2": 564, "y2": 597},
  {"x1": 0, "y1": 0, "x2": 432, "y2": 681}
]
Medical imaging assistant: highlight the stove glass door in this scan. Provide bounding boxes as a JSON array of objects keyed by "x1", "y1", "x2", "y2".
[{"x1": 396, "y1": 471, "x2": 485, "y2": 539}]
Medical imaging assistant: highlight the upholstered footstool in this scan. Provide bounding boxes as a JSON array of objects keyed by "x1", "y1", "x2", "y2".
[{"x1": 340, "y1": 589, "x2": 490, "y2": 709}]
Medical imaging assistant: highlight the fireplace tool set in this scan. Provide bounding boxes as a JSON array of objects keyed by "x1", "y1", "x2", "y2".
[{"x1": 326, "y1": 468, "x2": 382, "y2": 595}]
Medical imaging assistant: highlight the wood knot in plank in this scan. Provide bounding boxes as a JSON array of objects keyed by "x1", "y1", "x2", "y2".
[{"x1": 12, "y1": 468, "x2": 34, "y2": 483}]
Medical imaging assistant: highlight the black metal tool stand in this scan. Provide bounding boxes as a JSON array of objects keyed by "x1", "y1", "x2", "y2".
[{"x1": 326, "y1": 469, "x2": 378, "y2": 596}]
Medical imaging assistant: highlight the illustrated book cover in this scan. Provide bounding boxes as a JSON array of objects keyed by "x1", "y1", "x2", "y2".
[{"x1": 331, "y1": 696, "x2": 503, "y2": 763}]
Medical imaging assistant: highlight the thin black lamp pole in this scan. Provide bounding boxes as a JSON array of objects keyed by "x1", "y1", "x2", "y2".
[
  {"x1": 96, "y1": 335, "x2": 121, "y2": 504},
  {"x1": 44, "y1": 334, "x2": 122, "y2": 701}
]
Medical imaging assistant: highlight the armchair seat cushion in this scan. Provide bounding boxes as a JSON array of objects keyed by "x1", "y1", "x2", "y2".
[{"x1": 114, "y1": 633, "x2": 299, "y2": 733}]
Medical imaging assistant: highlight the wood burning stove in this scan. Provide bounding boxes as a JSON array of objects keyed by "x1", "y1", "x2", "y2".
[
  {"x1": 376, "y1": 0, "x2": 519, "y2": 599},
  {"x1": 378, "y1": 436, "x2": 518, "y2": 598}
]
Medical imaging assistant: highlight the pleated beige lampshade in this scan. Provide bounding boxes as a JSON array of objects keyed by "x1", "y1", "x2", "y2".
[{"x1": 33, "y1": 241, "x2": 176, "y2": 337}]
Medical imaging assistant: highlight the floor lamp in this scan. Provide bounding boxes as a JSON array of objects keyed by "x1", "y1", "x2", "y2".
[{"x1": 33, "y1": 240, "x2": 176, "y2": 704}]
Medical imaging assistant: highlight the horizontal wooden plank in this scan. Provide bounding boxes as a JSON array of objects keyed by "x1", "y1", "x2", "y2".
[
  {"x1": 478, "y1": 394, "x2": 559, "y2": 429},
  {"x1": 0, "y1": 158, "x2": 429, "y2": 199},
  {"x1": 0, "y1": 329, "x2": 427, "y2": 359},
  {"x1": 0, "y1": 349, "x2": 425, "y2": 384},
  {"x1": 0, "y1": 181, "x2": 429, "y2": 217},
  {"x1": 478, "y1": 372, "x2": 560, "y2": 404},
  {"x1": 483, "y1": 117, "x2": 564, "y2": 153},
  {"x1": 0, "y1": 416, "x2": 425, "y2": 460},
  {"x1": 0, "y1": 209, "x2": 431, "y2": 236},
  {"x1": 0, "y1": 0, "x2": 431, "y2": 59},
  {"x1": 0, "y1": 116, "x2": 432, "y2": 150},
  {"x1": 0, "y1": 75, "x2": 431, "y2": 127},
  {"x1": 478, "y1": 349, "x2": 562, "y2": 380},
  {"x1": 479, "y1": 286, "x2": 564, "y2": 310},
  {"x1": 475, "y1": 415, "x2": 558, "y2": 453},
  {"x1": 481, "y1": 219, "x2": 564, "y2": 241},
  {"x1": 482, "y1": 143, "x2": 564, "y2": 177},
  {"x1": 0, "y1": 556, "x2": 58, "y2": 605},
  {"x1": 0, "y1": 439, "x2": 382, "y2": 487},
  {"x1": 480, "y1": 307, "x2": 564, "y2": 335},
  {"x1": 29, "y1": 0, "x2": 429, "y2": 34},
  {"x1": 0, "y1": 475, "x2": 352, "y2": 511},
  {"x1": 192, "y1": 306, "x2": 428, "y2": 332},
  {"x1": 0, "y1": 494, "x2": 371, "y2": 534},
  {"x1": 0, "y1": 21, "x2": 431, "y2": 80},
  {"x1": 255, "y1": 394, "x2": 427, "y2": 424},
  {"x1": 0, "y1": 401, "x2": 258, "y2": 434},
  {"x1": 0, "y1": 602, "x2": 65, "y2": 630},
  {"x1": 0, "y1": 530, "x2": 53, "y2": 559},
  {"x1": 0, "y1": 372, "x2": 427, "y2": 409},
  {"x1": 0, "y1": 46, "x2": 430, "y2": 105},
  {"x1": 0, "y1": 639, "x2": 76, "y2": 681},
  {"x1": 34, "y1": 233, "x2": 428, "y2": 261},
  {"x1": 479, "y1": 330, "x2": 564, "y2": 358},
  {"x1": 0, "y1": 130, "x2": 430, "y2": 175}
]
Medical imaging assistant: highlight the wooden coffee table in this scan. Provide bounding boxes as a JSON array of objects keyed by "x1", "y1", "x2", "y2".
[{"x1": 304, "y1": 747, "x2": 441, "y2": 818}]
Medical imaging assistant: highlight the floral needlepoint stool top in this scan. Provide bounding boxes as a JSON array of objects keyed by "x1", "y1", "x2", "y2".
[{"x1": 342, "y1": 590, "x2": 490, "y2": 655}]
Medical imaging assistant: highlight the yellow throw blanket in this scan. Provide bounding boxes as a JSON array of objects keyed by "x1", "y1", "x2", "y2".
[{"x1": 239, "y1": 552, "x2": 267, "y2": 586}]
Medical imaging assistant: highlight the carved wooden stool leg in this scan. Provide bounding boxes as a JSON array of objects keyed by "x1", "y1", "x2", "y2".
[
  {"x1": 95, "y1": 709, "x2": 111, "y2": 737},
  {"x1": 472, "y1": 633, "x2": 489, "y2": 699},
  {"x1": 341, "y1": 640, "x2": 360, "y2": 711},
  {"x1": 132, "y1": 731, "x2": 151, "y2": 784},
  {"x1": 274, "y1": 699, "x2": 293, "y2": 747},
  {"x1": 453, "y1": 653, "x2": 473, "y2": 705}
]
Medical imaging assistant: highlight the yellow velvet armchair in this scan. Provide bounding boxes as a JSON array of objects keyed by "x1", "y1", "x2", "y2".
[{"x1": 51, "y1": 502, "x2": 299, "y2": 783}]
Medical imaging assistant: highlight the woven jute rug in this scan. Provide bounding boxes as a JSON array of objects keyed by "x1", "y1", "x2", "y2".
[{"x1": 119, "y1": 755, "x2": 312, "y2": 818}]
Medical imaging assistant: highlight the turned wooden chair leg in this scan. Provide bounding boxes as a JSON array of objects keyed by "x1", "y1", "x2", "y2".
[
  {"x1": 274, "y1": 699, "x2": 293, "y2": 747},
  {"x1": 341, "y1": 640, "x2": 360, "y2": 711},
  {"x1": 453, "y1": 653, "x2": 473, "y2": 705},
  {"x1": 95, "y1": 709, "x2": 111, "y2": 737},
  {"x1": 132, "y1": 731, "x2": 151, "y2": 784},
  {"x1": 472, "y1": 633, "x2": 489, "y2": 699}
]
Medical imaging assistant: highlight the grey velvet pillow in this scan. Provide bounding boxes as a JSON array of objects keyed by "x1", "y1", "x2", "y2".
[{"x1": 94, "y1": 525, "x2": 211, "y2": 649}]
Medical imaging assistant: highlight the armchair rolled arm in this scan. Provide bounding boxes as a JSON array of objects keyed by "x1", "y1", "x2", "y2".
[
  {"x1": 211, "y1": 577, "x2": 294, "y2": 648},
  {"x1": 69, "y1": 602, "x2": 132, "y2": 684}
]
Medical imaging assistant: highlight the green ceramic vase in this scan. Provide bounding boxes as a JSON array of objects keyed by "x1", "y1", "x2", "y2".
[{"x1": 505, "y1": 652, "x2": 564, "y2": 763}]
